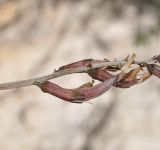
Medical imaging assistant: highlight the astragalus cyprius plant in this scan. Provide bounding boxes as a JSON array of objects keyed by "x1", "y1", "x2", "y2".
[{"x1": 0, "y1": 54, "x2": 160, "y2": 103}]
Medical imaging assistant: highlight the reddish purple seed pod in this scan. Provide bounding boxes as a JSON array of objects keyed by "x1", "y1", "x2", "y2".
[
  {"x1": 58, "y1": 59, "x2": 109, "y2": 71},
  {"x1": 88, "y1": 69, "x2": 114, "y2": 81},
  {"x1": 37, "y1": 76, "x2": 116, "y2": 103},
  {"x1": 40, "y1": 81, "x2": 84, "y2": 103},
  {"x1": 78, "y1": 76, "x2": 116, "y2": 100}
]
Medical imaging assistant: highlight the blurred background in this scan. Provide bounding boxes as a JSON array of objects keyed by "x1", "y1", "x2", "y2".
[{"x1": 0, "y1": 0, "x2": 160, "y2": 150}]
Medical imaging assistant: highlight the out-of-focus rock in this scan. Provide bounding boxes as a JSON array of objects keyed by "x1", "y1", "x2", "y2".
[{"x1": 0, "y1": 0, "x2": 160, "y2": 150}]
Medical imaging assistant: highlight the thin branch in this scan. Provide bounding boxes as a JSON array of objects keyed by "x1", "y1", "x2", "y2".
[
  {"x1": 0, "y1": 55, "x2": 158, "y2": 90},
  {"x1": 0, "y1": 60, "x2": 126, "y2": 90}
]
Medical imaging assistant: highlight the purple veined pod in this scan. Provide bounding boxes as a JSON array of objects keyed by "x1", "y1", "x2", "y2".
[
  {"x1": 88, "y1": 68, "x2": 141, "y2": 88},
  {"x1": 88, "y1": 69, "x2": 114, "y2": 81},
  {"x1": 58, "y1": 59, "x2": 109, "y2": 71},
  {"x1": 34, "y1": 76, "x2": 116, "y2": 103}
]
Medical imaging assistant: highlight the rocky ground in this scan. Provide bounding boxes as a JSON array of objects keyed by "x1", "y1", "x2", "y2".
[{"x1": 0, "y1": 0, "x2": 160, "y2": 150}]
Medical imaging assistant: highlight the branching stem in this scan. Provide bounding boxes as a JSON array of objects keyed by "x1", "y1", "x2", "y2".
[{"x1": 0, "y1": 59, "x2": 153, "y2": 90}]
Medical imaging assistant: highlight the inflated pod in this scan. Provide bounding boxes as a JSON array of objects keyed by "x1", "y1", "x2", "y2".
[
  {"x1": 58, "y1": 59, "x2": 109, "y2": 71},
  {"x1": 35, "y1": 76, "x2": 116, "y2": 103}
]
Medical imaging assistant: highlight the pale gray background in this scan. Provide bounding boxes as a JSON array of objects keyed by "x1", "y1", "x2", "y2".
[{"x1": 0, "y1": 0, "x2": 160, "y2": 150}]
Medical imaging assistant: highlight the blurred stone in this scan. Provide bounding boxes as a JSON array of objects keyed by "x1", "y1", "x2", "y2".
[{"x1": 0, "y1": 0, "x2": 160, "y2": 150}]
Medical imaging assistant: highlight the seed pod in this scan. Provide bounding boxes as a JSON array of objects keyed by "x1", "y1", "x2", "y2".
[
  {"x1": 58, "y1": 59, "x2": 109, "y2": 71},
  {"x1": 88, "y1": 69, "x2": 114, "y2": 81},
  {"x1": 35, "y1": 76, "x2": 116, "y2": 103}
]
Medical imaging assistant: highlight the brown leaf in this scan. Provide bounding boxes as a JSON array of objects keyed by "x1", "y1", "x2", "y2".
[
  {"x1": 138, "y1": 72, "x2": 151, "y2": 83},
  {"x1": 123, "y1": 55, "x2": 129, "y2": 61},
  {"x1": 117, "y1": 53, "x2": 136, "y2": 81},
  {"x1": 77, "y1": 80, "x2": 94, "y2": 89},
  {"x1": 123, "y1": 67, "x2": 141, "y2": 81},
  {"x1": 121, "y1": 53, "x2": 136, "y2": 72},
  {"x1": 116, "y1": 67, "x2": 152, "y2": 88}
]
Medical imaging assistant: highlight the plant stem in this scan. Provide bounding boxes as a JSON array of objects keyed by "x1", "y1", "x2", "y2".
[{"x1": 0, "y1": 59, "x2": 151, "y2": 90}]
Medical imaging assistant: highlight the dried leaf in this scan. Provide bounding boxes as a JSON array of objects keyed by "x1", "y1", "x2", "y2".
[
  {"x1": 77, "y1": 80, "x2": 94, "y2": 89},
  {"x1": 117, "y1": 67, "x2": 151, "y2": 88},
  {"x1": 124, "y1": 55, "x2": 129, "y2": 61},
  {"x1": 123, "y1": 67, "x2": 141, "y2": 81},
  {"x1": 117, "y1": 53, "x2": 136, "y2": 81},
  {"x1": 137, "y1": 71, "x2": 151, "y2": 83},
  {"x1": 121, "y1": 53, "x2": 136, "y2": 73}
]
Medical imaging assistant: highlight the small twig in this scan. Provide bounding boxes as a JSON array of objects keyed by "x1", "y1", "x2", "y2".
[{"x1": 0, "y1": 56, "x2": 156, "y2": 90}]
